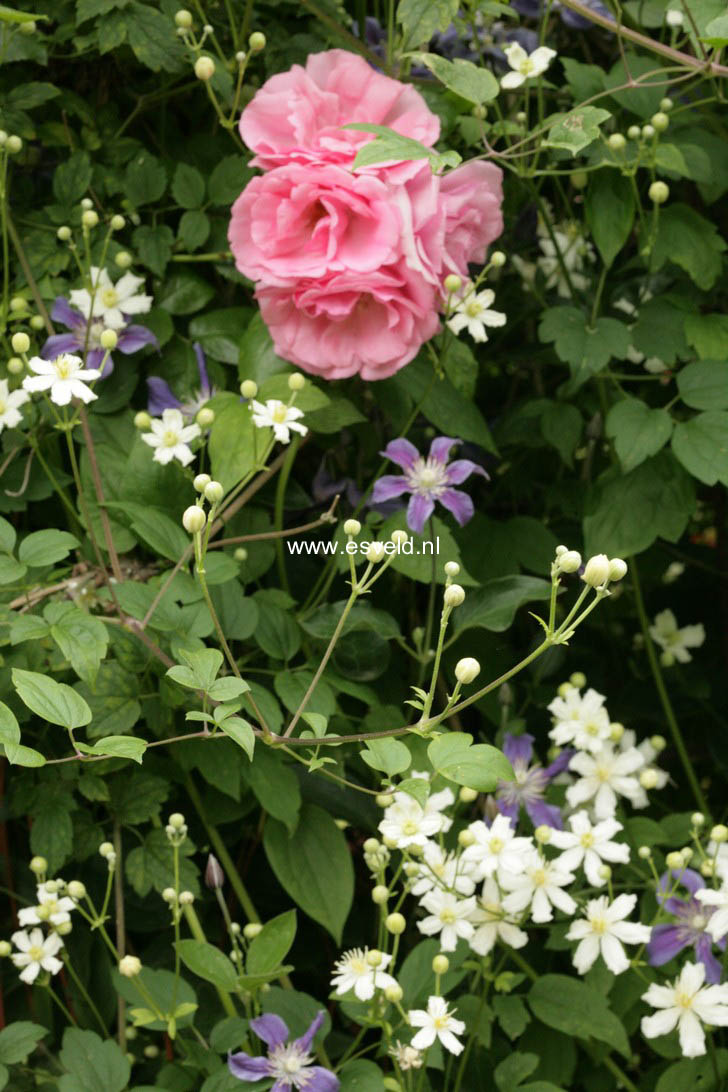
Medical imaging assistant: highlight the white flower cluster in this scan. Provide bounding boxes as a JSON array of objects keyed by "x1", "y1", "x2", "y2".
[
  {"x1": 7, "y1": 879, "x2": 79, "y2": 984},
  {"x1": 513, "y1": 204, "x2": 595, "y2": 299}
]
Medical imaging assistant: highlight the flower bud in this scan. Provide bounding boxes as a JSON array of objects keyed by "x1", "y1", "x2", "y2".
[
  {"x1": 534, "y1": 825, "x2": 552, "y2": 844},
  {"x1": 30, "y1": 315, "x2": 45, "y2": 330},
  {"x1": 692, "y1": 812, "x2": 705, "y2": 828},
  {"x1": 36, "y1": 904, "x2": 52, "y2": 921},
  {"x1": 712, "y1": 825, "x2": 728, "y2": 843},
  {"x1": 390, "y1": 529, "x2": 408, "y2": 547},
  {"x1": 7, "y1": 357, "x2": 23, "y2": 375},
  {"x1": 6, "y1": 135, "x2": 22, "y2": 155},
  {"x1": 44, "y1": 880, "x2": 60, "y2": 894},
  {"x1": 490, "y1": 250, "x2": 506, "y2": 267},
  {"x1": 100, "y1": 329, "x2": 117, "y2": 350},
  {"x1": 67, "y1": 881, "x2": 86, "y2": 900},
  {"x1": 455, "y1": 657, "x2": 480, "y2": 685},
  {"x1": 681, "y1": 847, "x2": 693, "y2": 863},
  {"x1": 29, "y1": 856, "x2": 47, "y2": 874},
  {"x1": 182, "y1": 505, "x2": 206, "y2": 534},
  {"x1": 432, "y1": 954, "x2": 449, "y2": 975},
  {"x1": 386, "y1": 912, "x2": 406, "y2": 934},
  {"x1": 666, "y1": 851, "x2": 684, "y2": 870},
  {"x1": 372, "y1": 885, "x2": 389, "y2": 904},
  {"x1": 236, "y1": 51, "x2": 246, "y2": 63},
  {"x1": 243, "y1": 922, "x2": 263, "y2": 939},
  {"x1": 377, "y1": 793, "x2": 394, "y2": 807},
  {"x1": 134, "y1": 410, "x2": 152, "y2": 430},
  {"x1": 458, "y1": 787, "x2": 478, "y2": 804},
  {"x1": 10, "y1": 297, "x2": 26, "y2": 312},
  {"x1": 81, "y1": 198, "x2": 94, "y2": 210},
  {"x1": 175, "y1": 8, "x2": 192, "y2": 26},
  {"x1": 660, "y1": 97, "x2": 674, "y2": 111},
  {"x1": 385, "y1": 983, "x2": 403, "y2": 1003},
  {"x1": 443, "y1": 273, "x2": 462, "y2": 294},
  {"x1": 249, "y1": 31, "x2": 266, "y2": 51},
  {"x1": 168, "y1": 812, "x2": 186, "y2": 830},
  {"x1": 287, "y1": 372, "x2": 305, "y2": 391},
  {"x1": 205, "y1": 854, "x2": 225, "y2": 890},
  {"x1": 81, "y1": 209, "x2": 99, "y2": 228},
  {"x1": 115, "y1": 251, "x2": 133, "y2": 268},
  {"x1": 701, "y1": 860, "x2": 715, "y2": 877},
  {"x1": 598, "y1": 864, "x2": 612, "y2": 880},
  {"x1": 231, "y1": 923, "x2": 241, "y2": 935},
  {"x1": 638, "y1": 845, "x2": 652, "y2": 859},
  {"x1": 650, "y1": 735, "x2": 667, "y2": 753},
  {"x1": 443, "y1": 584, "x2": 465, "y2": 608},
  {"x1": 0, "y1": 941, "x2": 10, "y2": 957},
  {"x1": 363, "y1": 837, "x2": 380, "y2": 853},
  {"x1": 56, "y1": 227, "x2": 72, "y2": 245},
  {"x1": 56, "y1": 920, "x2": 73, "y2": 936},
  {"x1": 179, "y1": 890, "x2": 194, "y2": 905},
  {"x1": 196, "y1": 407, "x2": 215, "y2": 428},
  {"x1": 143, "y1": 1045, "x2": 159, "y2": 1058},
  {"x1": 194, "y1": 55, "x2": 215, "y2": 80},
  {"x1": 119, "y1": 955, "x2": 142, "y2": 977},
  {"x1": 640, "y1": 768, "x2": 659, "y2": 789},
  {"x1": 11, "y1": 332, "x2": 29, "y2": 354},
  {"x1": 193, "y1": 473, "x2": 211, "y2": 493},
  {"x1": 444, "y1": 561, "x2": 460, "y2": 577},
  {"x1": 204, "y1": 480, "x2": 224, "y2": 503},
  {"x1": 582, "y1": 554, "x2": 610, "y2": 588},
  {"x1": 234, "y1": 547, "x2": 248, "y2": 561},
  {"x1": 608, "y1": 557, "x2": 628, "y2": 581},
  {"x1": 666, "y1": 8, "x2": 683, "y2": 25},
  {"x1": 99, "y1": 842, "x2": 114, "y2": 858},
  {"x1": 366, "y1": 542, "x2": 386, "y2": 563},
  {"x1": 162, "y1": 887, "x2": 177, "y2": 903},
  {"x1": 110, "y1": 214, "x2": 125, "y2": 231},
  {"x1": 344, "y1": 518, "x2": 361, "y2": 536},
  {"x1": 608, "y1": 133, "x2": 626, "y2": 151},
  {"x1": 642, "y1": 124, "x2": 656, "y2": 140},
  {"x1": 649, "y1": 181, "x2": 669, "y2": 204},
  {"x1": 19, "y1": 19, "x2": 35, "y2": 33},
  {"x1": 458, "y1": 828, "x2": 476, "y2": 848},
  {"x1": 240, "y1": 379, "x2": 258, "y2": 399},
  {"x1": 556, "y1": 549, "x2": 582, "y2": 574},
  {"x1": 627, "y1": 125, "x2": 641, "y2": 140},
  {"x1": 366, "y1": 949, "x2": 383, "y2": 967},
  {"x1": 651, "y1": 112, "x2": 669, "y2": 132}
]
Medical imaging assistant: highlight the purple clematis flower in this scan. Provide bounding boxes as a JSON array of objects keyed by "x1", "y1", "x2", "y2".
[
  {"x1": 495, "y1": 733, "x2": 572, "y2": 830},
  {"x1": 372, "y1": 436, "x2": 487, "y2": 534},
  {"x1": 147, "y1": 342, "x2": 215, "y2": 418},
  {"x1": 511, "y1": 0, "x2": 613, "y2": 28},
  {"x1": 42, "y1": 297, "x2": 158, "y2": 378},
  {"x1": 648, "y1": 868, "x2": 726, "y2": 984},
  {"x1": 229, "y1": 1011, "x2": 339, "y2": 1092}
]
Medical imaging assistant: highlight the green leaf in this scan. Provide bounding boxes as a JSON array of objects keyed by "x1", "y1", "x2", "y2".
[
  {"x1": 247, "y1": 910, "x2": 297, "y2": 975},
  {"x1": 605, "y1": 398, "x2": 673, "y2": 472},
  {"x1": 0, "y1": 556, "x2": 26, "y2": 584},
  {"x1": 81, "y1": 735, "x2": 147, "y2": 763},
  {"x1": 3, "y1": 743, "x2": 46, "y2": 767},
  {"x1": 263, "y1": 804, "x2": 354, "y2": 943},
  {"x1": 0, "y1": 1022, "x2": 48, "y2": 1065},
  {"x1": 208, "y1": 155, "x2": 254, "y2": 205},
  {"x1": 172, "y1": 163, "x2": 205, "y2": 209},
  {"x1": 540, "y1": 402, "x2": 582, "y2": 467},
  {"x1": 255, "y1": 601, "x2": 301, "y2": 661},
  {"x1": 656, "y1": 1052, "x2": 728, "y2": 1092},
  {"x1": 121, "y1": 503, "x2": 189, "y2": 561},
  {"x1": 126, "y1": 1, "x2": 185, "y2": 71},
  {"x1": 495, "y1": 1053, "x2": 539, "y2": 1092},
  {"x1": 190, "y1": 308, "x2": 251, "y2": 365},
  {"x1": 0, "y1": 516, "x2": 16, "y2": 552},
  {"x1": 246, "y1": 747, "x2": 301, "y2": 831},
  {"x1": 158, "y1": 272, "x2": 215, "y2": 315},
  {"x1": 133, "y1": 224, "x2": 174, "y2": 277},
  {"x1": 672, "y1": 411, "x2": 728, "y2": 486},
  {"x1": 339, "y1": 1060, "x2": 386, "y2": 1092},
  {"x1": 0, "y1": 702, "x2": 19, "y2": 749},
  {"x1": 45, "y1": 602, "x2": 108, "y2": 684},
  {"x1": 113, "y1": 967, "x2": 197, "y2": 1031},
  {"x1": 301, "y1": 602, "x2": 401, "y2": 641},
  {"x1": 7, "y1": 82, "x2": 59, "y2": 110},
  {"x1": 428, "y1": 733, "x2": 513, "y2": 792},
  {"x1": 632, "y1": 296, "x2": 690, "y2": 364},
  {"x1": 584, "y1": 172, "x2": 634, "y2": 266},
  {"x1": 361, "y1": 737, "x2": 412, "y2": 777},
  {"x1": 124, "y1": 151, "x2": 167, "y2": 207},
  {"x1": 391, "y1": 354, "x2": 496, "y2": 451},
  {"x1": 10, "y1": 613, "x2": 50, "y2": 645},
  {"x1": 176, "y1": 940, "x2": 238, "y2": 990},
  {"x1": 701, "y1": 12, "x2": 728, "y2": 44},
  {"x1": 209, "y1": 398, "x2": 256, "y2": 492},
  {"x1": 53, "y1": 151, "x2": 92, "y2": 205},
  {"x1": 377, "y1": 511, "x2": 478, "y2": 586},
  {"x1": 677, "y1": 361, "x2": 728, "y2": 410},
  {"x1": 528, "y1": 975, "x2": 629, "y2": 1057},
  {"x1": 349, "y1": 124, "x2": 460, "y2": 171},
  {"x1": 544, "y1": 107, "x2": 611, "y2": 154},
  {"x1": 411, "y1": 54, "x2": 499, "y2": 103},
  {"x1": 77, "y1": 663, "x2": 141, "y2": 739},
  {"x1": 18, "y1": 528, "x2": 78, "y2": 566},
  {"x1": 12, "y1": 668, "x2": 92, "y2": 729},
  {"x1": 397, "y1": 778, "x2": 430, "y2": 807},
  {"x1": 208, "y1": 677, "x2": 250, "y2": 702},
  {"x1": 59, "y1": 1028, "x2": 130, "y2": 1092},
  {"x1": 220, "y1": 717, "x2": 255, "y2": 760},
  {"x1": 583, "y1": 453, "x2": 695, "y2": 557},
  {"x1": 539, "y1": 308, "x2": 630, "y2": 386},
  {"x1": 650, "y1": 203, "x2": 726, "y2": 290},
  {"x1": 398, "y1": 0, "x2": 459, "y2": 48},
  {"x1": 684, "y1": 314, "x2": 728, "y2": 360},
  {"x1": 453, "y1": 576, "x2": 552, "y2": 635},
  {"x1": 178, "y1": 209, "x2": 210, "y2": 250},
  {"x1": 125, "y1": 828, "x2": 199, "y2": 897},
  {"x1": 30, "y1": 796, "x2": 73, "y2": 871}
]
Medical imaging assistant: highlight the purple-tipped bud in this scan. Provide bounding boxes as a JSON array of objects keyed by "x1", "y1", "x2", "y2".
[{"x1": 205, "y1": 853, "x2": 225, "y2": 890}]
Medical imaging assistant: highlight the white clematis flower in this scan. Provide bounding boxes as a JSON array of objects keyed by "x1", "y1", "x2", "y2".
[
  {"x1": 0, "y1": 379, "x2": 29, "y2": 432},
  {"x1": 469, "y1": 877, "x2": 529, "y2": 956},
  {"x1": 11, "y1": 927, "x2": 64, "y2": 984},
  {"x1": 446, "y1": 289, "x2": 506, "y2": 343},
  {"x1": 501, "y1": 43, "x2": 557, "y2": 89},
  {"x1": 566, "y1": 743, "x2": 645, "y2": 819},
  {"x1": 70, "y1": 266, "x2": 152, "y2": 329},
  {"x1": 23, "y1": 353, "x2": 101, "y2": 406},
  {"x1": 549, "y1": 812, "x2": 630, "y2": 887},
  {"x1": 408, "y1": 996, "x2": 465, "y2": 1056},
  {"x1": 250, "y1": 399, "x2": 308, "y2": 445},
  {"x1": 379, "y1": 793, "x2": 442, "y2": 850},
  {"x1": 649, "y1": 609, "x2": 705, "y2": 666},
  {"x1": 409, "y1": 842, "x2": 476, "y2": 898},
  {"x1": 695, "y1": 885, "x2": 728, "y2": 943},
  {"x1": 142, "y1": 408, "x2": 201, "y2": 467},
  {"x1": 500, "y1": 849, "x2": 577, "y2": 923},
  {"x1": 18, "y1": 883, "x2": 76, "y2": 928},
  {"x1": 566, "y1": 893, "x2": 650, "y2": 975},
  {"x1": 330, "y1": 948, "x2": 398, "y2": 1001},
  {"x1": 461, "y1": 814, "x2": 533, "y2": 881},
  {"x1": 641, "y1": 961, "x2": 728, "y2": 1058},
  {"x1": 548, "y1": 685, "x2": 612, "y2": 753},
  {"x1": 417, "y1": 889, "x2": 477, "y2": 951}
]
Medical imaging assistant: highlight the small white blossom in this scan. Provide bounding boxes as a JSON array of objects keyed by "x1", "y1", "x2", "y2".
[
  {"x1": 566, "y1": 894, "x2": 650, "y2": 975},
  {"x1": 649, "y1": 609, "x2": 705, "y2": 666},
  {"x1": 550, "y1": 812, "x2": 630, "y2": 887},
  {"x1": 548, "y1": 685, "x2": 612, "y2": 753},
  {"x1": 408, "y1": 996, "x2": 465, "y2": 1056},
  {"x1": 70, "y1": 267, "x2": 152, "y2": 329},
  {"x1": 641, "y1": 961, "x2": 728, "y2": 1058},
  {"x1": 446, "y1": 288, "x2": 506, "y2": 343},
  {"x1": 23, "y1": 353, "x2": 101, "y2": 406},
  {"x1": 566, "y1": 743, "x2": 645, "y2": 819},
  {"x1": 500, "y1": 849, "x2": 577, "y2": 923},
  {"x1": 409, "y1": 842, "x2": 476, "y2": 898},
  {"x1": 331, "y1": 948, "x2": 397, "y2": 1001},
  {"x1": 417, "y1": 889, "x2": 477, "y2": 951},
  {"x1": 11, "y1": 927, "x2": 64, "y2": 984},
  {"x1": 469, "y1": 877, "x2": 529, "y2": 956},
  {"x1": 250, "y1": 399, "x2": 308, "y2": 444},
  {"x1": 695, "y1": 885, "x2": 728, "y2": 943},
  {"x1": 18, "y1": 883, "x2": 76, "y2": 928},
  {"x1": 142, "y1": 408, "x2": 201, "y2": 466},
  {"x1": 537, "y1": 223, "x2": 595, "y2": 298},
  {"x1": 0, "y1": 379, "x2": 29, "y2": 432},
  {"x1": 461, "y1": 815, "x2": 533, "y2": 881},
  {"x1": 379, "y1": 793, "x2": 442, "y2": 850},
  {"x1": 501, "y1": 43, "x2": 557, "y2": 89},
  {"x1": 390, "y1": 1041, "x2": 423, "y2": 1070}
]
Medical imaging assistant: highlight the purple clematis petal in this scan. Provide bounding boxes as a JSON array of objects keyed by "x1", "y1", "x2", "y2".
[
  {"x1": 147, "y1": 377, "x2": 183, "y2": 415},
  {"x1": 428, "y1": 435, "x2": 460, "y2": 465},
  {"x1": 407, "y1": 492, "x2": 435, "y2": 534},
  {"x1": 381, "y1": 438, "x2": 419, "y2": 471},
  {"x1": 503, "y1": 733, "x2": 534, "y2": 767},
  {"x1": 50, "y1": 296, "x2": 84, "y2": 328},
  {"x1": 543, "y1": 748, "x2": 574, "y2": 779},
  {"x1": 250, "y1": 1013, "x2": 289, "y2": 1049},
  {"x1": 194, "y1": 341, "x2": 211, "y2": 396},
  {"x1": 42, "y1": 332, "x2": 81, "y2": 358},
  {"x1": 648, "y1": 924, "x2": 689, "y2": 967},
  {"x1": 371, "y1": 475, "x2": 411, "y2": 503},
  {"x1": 658, "y1": 868, "x2": 704, "y2": 903},
  {"x1": 438, "y1": 487, "x2": 473, "y2": 526},
  {"x1": 497, "y1": 798, "x2": 520, "y2": 826},
  {"x1": 301, "y1": 1066, "x2": 340, "y2": 1092},
  {"x1": 525, "y1": 799, "x2": 563, "y2": 830},
  {"x1": 696, "y1": 933, "x2": 724, "y2": 984},
  {"x1": 228, "y1": 1052, "x2": 272, "y2": 1082},
  {"x1": 117, "y1": 324, "x2": 158, "y2": 354},
  {"x1": 293, "y1": 1011, "x2": 326, "y2": 1054},
  {"x1": 445, "y1": 458, "x2": 489, "y2": 485}
]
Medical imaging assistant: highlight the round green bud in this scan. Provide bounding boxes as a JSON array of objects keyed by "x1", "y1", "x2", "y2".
[
  {"x1": 30, "y1": 315, "x2": 45, "y2": 331},
  {"x1": 459, "y1": 786, "x2": 478, "y2": 804},
  {"x1": 444, "y1": 561, "x2": 460, "y2": 577},
  {"x1": 608, "y1": 133, "x2": 626, "y2": 151},
  {"x1": 570, "y1": 171, "x2": 588, "y2": 189},
  {"x1": 249, "y1": 31, "x2": 266, "y2": 51},
  {"x1": 535, "y1": 824, "x2": 552, "y2": 844},
  {"x1": 660, "y1": 97, "x2": 674, "y2": 111},
  {"x1": 115, "y1": 251, "x2": 133, "y2": 269},
  {"x1": 443, "y1": 584, "x2": 465, "y2": 608},
  {"x1": 610, "y1": 722, "x2": 625, "y2": 743},
  {"x1": 19, "y1": 19, "x2": 35, "y2": 34},
  {"x1": 608, "y1": 557, "x2": 628, "y2": 581},
  {"x1": 385, "y1": 912, "x2": 406, "y2": 934},
  {"x1": 649, "y1": 181, "x2": 669, "y2": 204},
  {"x1": 384, "y1": 983, "x2": 403, "y2": 1003},
  {"x1": 639, "y1": 768, "x2": 659, "y2": 790},
  {"x1": 490, "y1": 250, "x2": 506, "y2": 267},
  {"x1": 57, "y1": 226, "x2": 72, "y2": 241},
  {"x1": 182, "y1": 506, "x2": 206, "y2": 534},
  {"x1": 569, "y1": 671, "x2": 587, "y2": 688},
  {"x1": 701, "y1": 860, "x2": 715, "y2": 877},
  {"x1": 193, "y1": 472, "x2": 211, "y2": 492},
  {"x1": 363, "y1": 837, "x2": 380, "y2": 853},
  {"x1": 110, "y1": 214, "x2": 125, "y2": 231},
  {"x1": 443, "y1": 273, "x2": 462, "y2": 294},
  {"x1": 455, "y1": 657, "x2": 480, "y2": 685},
  {"x1": 666, "y1": 851, "x2": 684, "y2": 870},
  {"x1": 81, "y1": 198, "x2": 93, "y2": 209},
  {"x1": 100, "y1": 329, "x2": 118, "y2": 350},
  {"x1": 234, "y1": 547, "x2": 248, "y2": 562},
  {"x1": 175, "y1": 8, "x2": 193, "y2": 27},
  {"x1": 642, "y1": 124, "x2": 655, "y2": 139},
  {"x1": 67, "y1": 881, "x2": 86, "y2": 900},
  {"x1": 143, "y1": 1045, "x2": 160, "y2": 1058},
  {"x1": 204, "y1": 480, "x2": 224, "y2": 503},
  {"x1": 99, "y1": 841, "x2": 114, "y2": 858},
  {"x1": 627, "y1": 125, "x2": 641, "y2": 140},
  {"x1": 516, "y1": 111, "x2": 527, "y2": 123},
  {"x1": 56, "y1": 920, "x2": 73, "y2": 936},
  {"x1": 7, "y1": 357, "x2": 24, "y2": 375},
  {"x1": 650, "y1": 735, "x2": 666, "y2": 752},
  {"x1": 168, "y1": 812, "x2": 186, "y2": 829},
  {"x1": 119, "y1": 955, "x2": 142, "y2": 977},
  {"x1": 471, "y1": 104, "x2": 487, "y2": 120},
  {"x1": 10, "y1": 297, "x2": 26, "y2": 313},
  {"x1": 179, "y1": 890, "x2": 194, "y2": 905},
  {"x1": 372, "y1": 885, "x2": 389, "y2": 904},
  {"x1": 458, "y1": 828, "x2": 476, "y2": 847},
  {"x1": 366, "y1": 541, "x2": 386, "y2": 564},
  {"x1": 651, "y1": 112, "x2": 669, "y2": 132},
  {"x1": 162, "y1": 887, "x2": 177, "y2": 903},
  {"x1": 6, "y1": 135, "x2": 22, "y2": 155},
  {"x1": 711, "y1": 825, "x2": 728, "y2": 843},
  {"x1": 29, "y1": 856, "x2": 47, "y2": 874},
  {"x1": 637, "y1": 845, "x2": 652, "y2": 859},
  {"x1": 376, "y1": 793, "x2": 394, "y2": 807},
  {"x1": 82, "y1": 209, "x2": 99, "y2": 228},
  {"x1": 243, "y1": 922, "x2": 263, "y2": 939},
  {"x1": 598, "y1": 864, "x2": 612, "y2": 880},
  {"x1": 432, "y1": 954, "x2": 449, "y2": 975},
  {"x1": 194, "y1": 55, "x2": 216, "y2": 80},
  {"x1": 287, "y1": 372, "x2": 305, "y2": 391},
  {"x1": 391, "y1": 529, "x2": 408, "y2": 547},
  {"x1": 240, "y1": 379, "x2": 258, "y2": 399},
  {"x1": 196, "y1": 406, "x2": 215, "y2": 428},
  {"x1": 344, "y1": 518, "x2": 361, "y2": 536},
  {"x1": 692, "y1": 813, "x2": 705, "y2": 828},
  {"x1": 366, "y1": 949, "x2": 383, "y2": 967},
  {"x1": 134, "y1": 410, "x2": 152, "y2": 430},
  {"x1": 0, "y1": 941, "x2": 11, "y2": 957},
  {"x1": 11, "y1": 332, "x2": 29, "y2": 353}
]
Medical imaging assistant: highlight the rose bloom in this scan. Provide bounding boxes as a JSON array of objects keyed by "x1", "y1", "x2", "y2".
[{"x1": 239, "y1": 48, "x2": 440, "y2": 170}]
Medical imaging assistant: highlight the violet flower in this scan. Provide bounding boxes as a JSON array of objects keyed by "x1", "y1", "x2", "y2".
[
  {"x1": 511, "y1": 0, "x2": 613, "y2": 28},
  {"x1": 496, "y1": 733, "x2": 572, "y2": 830},
  {"x1": 648, "y1": 868, "x2": 726, "y2": 984},
  {"x1": 147, "y1": 342, "x2": 215, "y2": 418},
  {"x1": 42, "y1": 297, "x2": 158, "y2": 378},
  {"x1": 229, "y1": 1011, "x2": 338, "y2": 1092},
  {"x1": 372, "y1": 436, "x2": 487, "y2": 534}
]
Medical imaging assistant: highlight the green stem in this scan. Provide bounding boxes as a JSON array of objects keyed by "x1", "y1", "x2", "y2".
[
  {"x1": 630, "y1": 556, "x2": 707, "y2": 813},
  {"x1": 273, "y1": 435, "x2": 299, "y2": 596},
  {"x1": 63, "y1": 956, "x2": 109, "y2": 1036}
]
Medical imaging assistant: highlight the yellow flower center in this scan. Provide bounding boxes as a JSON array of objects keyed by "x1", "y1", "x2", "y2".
[
  {"x1": 596, "y1": 765, "x2": 611, "y2": 783},
  {"x1": 402, "y1": 819, "x2": 419, "y2": 836},
  {"x1": 590, "y1": 915, "x2": 607, "y2": 935},
  {"x1": 440, "y1": 908, "x2": 456, "y2": 924},
  {"x1": 28, "y1": 945, "x2": 44, "y2": 961},
  {"x1": 101, "y1": 287, "x2": 118, "y2": 308},
  {"x1": 585, "y1": 722, "x2": 600, "y2": 736},
  {"x1": 675, "y1": 989, "x2": 694, "y2": 1011},
  {"x1": 272, "y1": 405, "x2": 289, "y2": 424},
  {"x1": 0, "y1": 401, "x2": 6, "y2": 415},
  {"x1": 520, "y1": 58, "x2": 534, "y2": 75},
  {"x1": 580, "y1": 832, "x2": 594, "y2": 847},
  {"x1": 533, "y1": 869, "x2": 547, "y2": 886},
  {"x1": 433, "y1": 1014, "x2": 449, "y2": 1030},
  {"x1": 350, "y1": 958, "x2": 367, "y2": 974},
  {"x1": 55, "y1": 357, "x2": 72, "y2": 379},
  {"x1": 465, "y1": 299, "x2": 482, "y2": 318},
  {"x1": 489, "y1": 837, "x2": 504, "y2": 854},
  {"x1": 162, "y1": 429, "x2": 179, "y2": 447}
]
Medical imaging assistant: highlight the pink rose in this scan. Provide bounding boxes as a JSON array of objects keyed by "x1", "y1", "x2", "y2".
[
  {"x1": 438, "y1": 161, "x2": 504, "y2": 277},
  {"x1": 239, "y1": 48, "x2": 440, "y2": 170},
  {"x1": 228, "y1": 164, "x2": 402, "y2": 286},
  {"x1": 257, "y1": 267, "x2": 441, "y2": 381}
]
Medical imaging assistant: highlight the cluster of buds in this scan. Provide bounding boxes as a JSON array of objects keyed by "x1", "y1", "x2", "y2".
[
  {"x1": 0, "y1": 130, "x2": 23, "y2": 156},
  {"x1": 552, "y1": 547, "x2": 627, "y2": 590},
  {"x1": 57, "y1": 205, "x2": 130, "y2": 249},
  {"x1": 182, "y1": 475, "x2": 224, "y2": 535},
  {"x1": 165, "y1": 811, "x2": 188, "y2": 845},
  {"x1": 176, "y1": 5, "x2": 266, "y2": 84},
  {"x1": 363, "y1": 837, "x2": 391, "y2": 873},
  {"x1": 99, "y1": 840, "x2": 117, "y2": 870}
]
